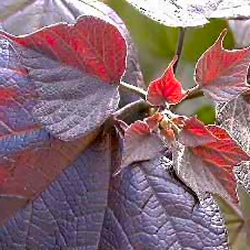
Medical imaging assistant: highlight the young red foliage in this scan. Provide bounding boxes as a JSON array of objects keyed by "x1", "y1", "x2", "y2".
[
  {"x1": 147, "y1": 56, "x2": 186, "y2": 106},
  {"x1": 195, "y1": 29, "x2": 250, "y2": 103},
  {"x1": 120, "y1": 120, "x2": 165, "y2": 169},
  {"x1": 193, "y1": 126, "x2": 250, "y2": 168},
  {"x1": 178, "y1": 117, "x2": 217, "y2": 147},
  {"x1": 189, "y1": 125, "x2": 250, "y2": 203},
  {"x1": 145, "y1": 113, "x2": 163, "y2": 130}
]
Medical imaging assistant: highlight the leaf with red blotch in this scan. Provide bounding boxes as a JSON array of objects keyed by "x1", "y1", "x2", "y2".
[
  {"x1": 178, "y1": 117, "x2": 217, "y2": 147},
  {"x1": 147, "y1": 56, "x2": 186, "y2": 106},
  {"x1": 0, "y1": 15, "x2": 127, "y2": 141},
  {"x1": 195, "y1": 29, "x2": 250, "y2": 104},
  {"x1": 0, "y1": 0, "x2": 145, "y2": 107},
  {"x1": 174, "y1": 125, "x2": 250, "y2": 204},
  {"x1": 0, "y1": 38, "x2": 99, "y2": 225},
  {"x1": 120, "y1": 120, "x2": 165, "y2": 169}
]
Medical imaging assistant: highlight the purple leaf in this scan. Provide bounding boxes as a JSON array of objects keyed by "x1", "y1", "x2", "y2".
[
  {"x1": 0, "y1": 134, "x2": 229, "y2": 249},
  {"x1": 0, "y1": 38, "x2": 99, "y2": 225},
  {"x1": 0, "y1": 0, "x2": 145, "y2": 106},
  {"x1": 1, "y1": 16, "x2": 126, "y2": 140}
]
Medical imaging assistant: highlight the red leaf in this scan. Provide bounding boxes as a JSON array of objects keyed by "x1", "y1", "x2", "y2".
[
  {"x1": 1, "y1": 16, "x2": 127, "y2": 84},
  {"x1": 195, "y1": 29, "x2": 250, "y2": 103},
  {"x1": 190, "y1": 126, "x2": 249, "y2": 203},
  {"x1": 0, "y1": 16, "x2": 128, "y2": 140},
  {"x1": 120, "y1": 120, "x2": 165, "y2": 169},
  {"x1": 174, "y1": 123, "x2": 250, "y2": 204},
  {"x1": 144, "y1": 113, "x2": 163, "y2": 130},
  {"x1": 178, "y1": 117, "x2": 217, "y2": 147},
  {"x1": 147, "y1": 56, "x2": 186, "y2": 106},
  {"x1": 193, "y1": 126, "x2": 250, "y2": 168}
]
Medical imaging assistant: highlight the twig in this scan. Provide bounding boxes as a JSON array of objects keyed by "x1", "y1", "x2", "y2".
[
  {"x1": 103, "y1": 100, "x2": 151, "y2": 133},
  {"x1": 114, "y1": 99, "x2": 150, "y2": 120},
  {"x1": 185, "y1": 86, "x2": 203, "y2": 100},
  {"x1": 170, "y1": 86, "x2": 203, "y2": 111},
  {"x1": 120, "y1": 81, "x2": 147, "y2": 99},
  {"x1": 173, "y1": 28, "x2": 186, "y2": 74}
]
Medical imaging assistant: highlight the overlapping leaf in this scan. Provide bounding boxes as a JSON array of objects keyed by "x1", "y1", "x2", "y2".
[
  {"x1": 0, "y1": 0, "x2": 145, "y2": 106},
  {"x1": 0, "y1": 134, "x2": 229, "y2": 249},
  {"x1": 175, "y1": 121, "x2": 250, "y2": 204},
  {"x1": 125, "y1": 0, "x2": 250, "y2": 28},
  {"x1": 1, "y1": 16, "x2": 127, "y2": 140},
  {"x1": 195, "y1": 29, "x2": 250, "y2": 104},
  {"x1": 120, "y1": 120, "x2": 165, "y2": 169},
  {"x1": 147, "y1": 56, "x2": 186, "y2": 106},
  {"x1": 228, "y1": 19, "x2": 250, "y2": 48},
  {"x1": 210, "y1": 0, "x2": 250, "y2": 19},
  {"x1": 217, "y1": 91, "x2": 250, "y2": 193},
  {"x1": 178, "y1": 117, "x2": 216, "y2": 147},
  {"x1": 0, "y1": 38, "x2": 99, "y2": 225},
  {"x1": 0, "y1": 134, "x2": 112, "y2": 249}
]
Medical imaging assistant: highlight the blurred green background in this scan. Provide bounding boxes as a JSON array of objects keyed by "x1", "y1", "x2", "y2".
[{"x1": 103, "y1": 1, "x2": 249, "y2": 249}]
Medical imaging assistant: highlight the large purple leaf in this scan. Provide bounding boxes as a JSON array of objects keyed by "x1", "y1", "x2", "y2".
[
  {"x1": 0, "y1": 133, "x2": 229, "y2": 249},
  {"x1": 0, "y1": 134, "x2": 111, "y2": 249},
  {"x1": 0, "y1": 0, "x2": 145, "y2": 105},
  {"x1": 100, "y1": 155, "x2": 228, "y2": 249},
  {"x1": 1, "y1": 16, "x2": 126, "y2": 140},
  {"x1": 0, "y1": 37, "x2": 98, "y2": 225}
]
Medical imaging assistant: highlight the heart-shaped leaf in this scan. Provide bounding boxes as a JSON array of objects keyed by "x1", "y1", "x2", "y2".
[
  {"x1": 195, "y1": 29, "x2": 250, "y2": 104},
  {"x1": 1, "y1": 16, "x2": 127, "y2": 140},
  {"x1": 0, "y1": 0, "x2": 145, "y2": 106}
]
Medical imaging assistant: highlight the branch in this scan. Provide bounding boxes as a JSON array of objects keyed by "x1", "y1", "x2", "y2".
[
  {"x1": 114, "y1": 99, "x2": 150, "y2": 120},
  {"x1": 173, "y1": 28, "x2": 186, "y2": 74},
  {"x1": 185, "y1": 86, "x2": 203, "y2": 100},
  {"x1": 120, "y1": 81, "x2": 147, "y2": 99},
  {"x1": 103, "y1": 99, "x2": 151, "y2": 133}
]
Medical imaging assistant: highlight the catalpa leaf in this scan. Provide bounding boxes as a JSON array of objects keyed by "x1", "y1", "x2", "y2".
[
  {"x1": 174, "y1": 125, "x2": 250, "y2": 204},
  {"x1": 125, "y1": 0, "x2": 250, "y2": 28},
  {"x1": 0, "y1": 0, "x2": 145, "y2": 106},
  {"x1": 178, "y1": 117, "x2": 217, "y2": 147},
  {"x1": 120, "y1": 120, "x2": 165, "y2": 169},
  {"x1": 195, "y1": 29, "x2": 250, "y2": 104},
  {"x1": 1, "y1": 16, "x2": 127, "y2": 140},
  {"x1": 101, "y1": 155, "x2": 229, "y2": 249},
  {"x1": 147, "y1": 56, "x2": 186, "y2": 106},
  {"x1": 217, "y1": 91, "x2": 250, "y2": 194},
  {"x1": 0, "y1": 134, "x2": 112, "y2": 249},
  {"x1": 0, "y1": 134, "x2": 229, "y2": 249},
  {"x1": 0, "y1": 38, "x2": 99, "y2": 225}
]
